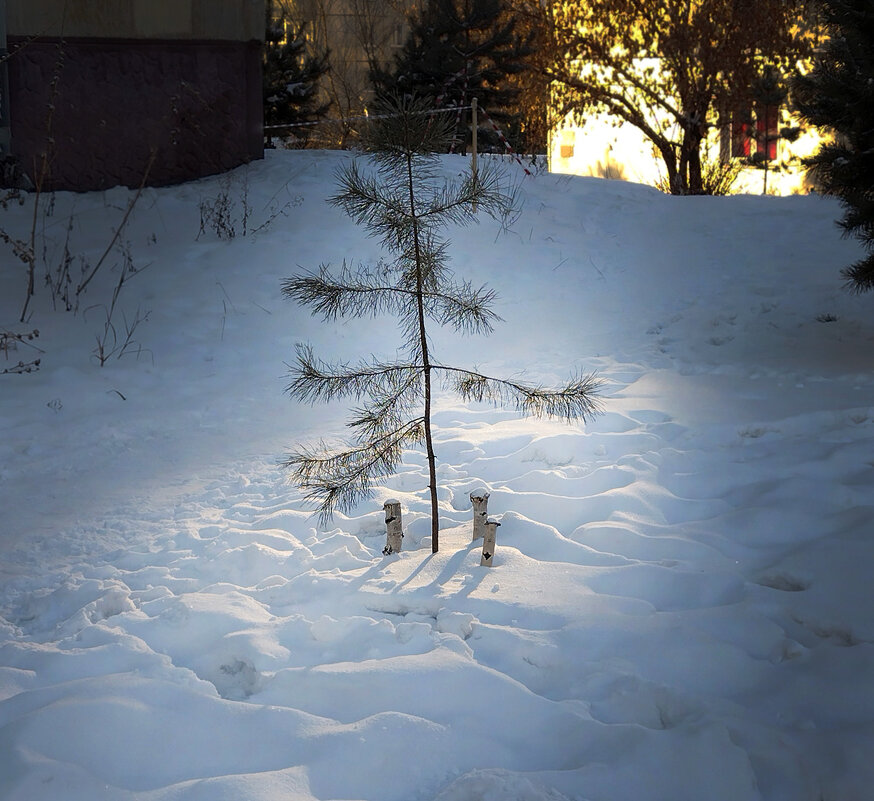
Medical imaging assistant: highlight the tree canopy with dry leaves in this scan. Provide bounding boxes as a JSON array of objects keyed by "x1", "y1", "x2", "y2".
[{"x1": 517, "y1": 0, "x2": 815, "y2": 193}]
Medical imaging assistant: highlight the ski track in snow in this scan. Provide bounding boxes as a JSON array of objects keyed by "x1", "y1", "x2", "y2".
[{"x1": 1, "y1": 151, "x2": 874, "y2": 800}]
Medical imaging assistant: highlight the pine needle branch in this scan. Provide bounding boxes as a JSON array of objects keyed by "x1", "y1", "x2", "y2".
[
  {"x1": 281, "y1": 263, "x2": 413, "y2": 321},
  {"x1": 359, "y1": 94, "x2": 458, "y2": 162},
  {"x1": 283, "y1": 265, "x2": 499, "y2": 334},
  {"x1": 282, "y1": 417, "x2": 425, "y2": 522},
  {"x1": 421, "y1": 160, "x2": 518, "y2": 227},
  {"x1": 330, "y1": 162, "x2": 417, "y2": 250},
  {"x1": 396, "y1": 235, "x2": 451, "y2": 290},
  {"x1": 286, "y1": 344, "x2": 420, "y2": 403},
  {"x1": 422, "y1": 280, "x2": 501, "y2": 334},
  {"x1": 346, "y1": 371, "x2": 423, "y2": 441},
  {"x1": 437, "y1": 364, "x2": 604, "y2": 422},
  {"x1": 333, "y1": 151, "x2": 517, "y2": 243}
]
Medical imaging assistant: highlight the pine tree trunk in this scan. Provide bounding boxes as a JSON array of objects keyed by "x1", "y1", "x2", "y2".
[
  {"x1": 424, "y1": 368, "x2": 439, "y2": 553},
  {"x1": 405, "y1": 151, "x2": 440, "y2": 553}
]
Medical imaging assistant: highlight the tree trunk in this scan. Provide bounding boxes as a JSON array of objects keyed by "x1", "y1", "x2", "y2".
[
  {"x1": 480, "y1": 520, "x2": 500, "y2": 567},
  {"x1": 657, "y1": 144, "x2": 680, "y2": 195},
  {"x1": 686, "y1": 130, "x2": 704, "y2": 194},
  {"x1": 470, "y1": 490, "x2": 489, "y2": 541},
  {"x1": 406, "y1": 151, "x2": 440, "y2": 553},
  {"x1": 423, "y1": 370, "x2": 439, "y2": 553},
  {"x1": 383, "y1": 499, "x2": 404, "y2": 555}
]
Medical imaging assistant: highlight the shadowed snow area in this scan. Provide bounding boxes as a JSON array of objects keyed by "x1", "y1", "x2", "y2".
[{"x1": 2, "y1": 151, "x2": 873, "y2": 801}]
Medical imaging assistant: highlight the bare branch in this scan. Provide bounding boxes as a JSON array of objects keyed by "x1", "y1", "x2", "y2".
[{"x1": 76, "y1": 149, "x2": 157, "y2": 297}]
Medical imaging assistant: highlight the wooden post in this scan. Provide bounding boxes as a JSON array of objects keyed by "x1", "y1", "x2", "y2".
[
  {"x1": 470, "y1": 490, "x2": 489, "y2": 541},
  {"x1": 471, "y1": 97, "x2": 478, "y2": 176},
  {"x1": 480, "y1": 520, "x2": 500, "y2": 567},
  {"x1": 383, "y1": 499, "x2": 403, "y2": 555},
  {"x1": 471, "y1": 97, "x2": 478, "y2": 212}
]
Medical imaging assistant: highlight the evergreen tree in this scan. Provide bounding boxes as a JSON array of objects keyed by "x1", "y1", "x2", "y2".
[
  {"x1": 281, "y1": 95, "x2": 601, "y2": 553},
  {"x1": 794, "y1": 0, "x2": 874, "y2": 291},
  {"x1": 263, "y1": 0, "x2": 330, "y2": 144},
  {"x1": 373, "y1": 0, "x2": 533, "y2": 152}
]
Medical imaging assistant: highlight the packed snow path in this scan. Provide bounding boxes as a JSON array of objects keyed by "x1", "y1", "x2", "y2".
[{"x1": 2, "y1": 152, "x2": 873, "y2": 800}]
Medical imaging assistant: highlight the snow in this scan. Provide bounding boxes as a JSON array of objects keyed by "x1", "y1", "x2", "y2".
[{"x1": 2, "y1": 150, "x2": 873, "y2": 801}]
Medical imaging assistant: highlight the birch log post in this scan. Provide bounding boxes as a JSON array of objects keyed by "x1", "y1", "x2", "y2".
[
  {"x1": 480, "y1": 520, "x2": 501, "y2": 567},
  {"x1": 383, "y1": 499, "x2": 403, "y2": 555},
  {"x1": 470, "y1": 490, "x2": 490, "y2": 541}
]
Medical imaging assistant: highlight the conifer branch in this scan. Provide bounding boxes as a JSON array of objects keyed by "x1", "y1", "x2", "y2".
[
  {"x1": 283, "y1": 266, "x2": 500, "y2": 334},
  {"x1": 359, "y1": 94, "x2": 458, "y2": 160},
  {"x1": 421, "y1": 161, "x2": 518, "y2": 226},
  {"x1": 282, "y1": 417, "x2": 425, "y2": 522},
  {"x1": 346, "y1": 370, "x2": 424, "y2": 442},
  {"x1": 422, "y1": 280, "x2": 501, "y2": 334},
  {"x1": 287, "y1": 345, "x2": 420, "y2": 403},
  {"x1": 397, "y1": 235, "x2": 450, "y2": 289},
  {"x1": 330, "y1": 163, "x2": 417, "y2": 250},
  {"x1": 281, "y1": 264, "x2": 413, "y2": 320},
  {"x1": 437, "y1": 364, "x2": 604, "y2": 422},
  {"x1": 331, "y1": 162, "x2": 409, "y2": 221},
  {"x1": 334, "y1": 149, "x2": 516, "y2": 237}
]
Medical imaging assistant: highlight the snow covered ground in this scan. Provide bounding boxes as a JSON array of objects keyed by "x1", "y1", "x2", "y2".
[{"x1": 1, "y1": 150, "x2": 873, "y2": 801}]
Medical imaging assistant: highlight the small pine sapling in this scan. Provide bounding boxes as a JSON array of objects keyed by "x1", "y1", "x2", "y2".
[{"x1": 282, "y1": 95, "x2": 602, "y2": 552}]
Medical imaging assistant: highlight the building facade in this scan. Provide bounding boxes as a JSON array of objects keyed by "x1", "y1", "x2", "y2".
[
  {"x1": 549, "y1": 107, "x2": 822, "y2": 196},
  {"x1": 3, "y1": 0, "x2": 265, "y2": 191}
]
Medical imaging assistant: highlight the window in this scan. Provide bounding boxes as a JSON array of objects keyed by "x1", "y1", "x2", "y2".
[
  {"x1": 559, "y1": 129, "x2": 575, "y2": 159},
  {"x1": 731, "y1": 104, "x2": 779, "y2": 162},
  {"x1": 391, "y1": 22, "x2": 405, "y2": 48},
  {"x1": 756, "y1": 104, "x2": 779, "y2": 162},
  {"x1": 731, "y1": 116, "x2": 753, "y2": 158}
]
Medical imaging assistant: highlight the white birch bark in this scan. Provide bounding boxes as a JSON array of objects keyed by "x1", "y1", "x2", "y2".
[
  {"x1": 480, "y1": 520, "x2": 500, "y2": 567},
  {"x1": 383, "y1": 499, "x2": 403, "y2": 555},
  {"x1": 470, "y1": 490, "x2": 490, "y2": 541}
]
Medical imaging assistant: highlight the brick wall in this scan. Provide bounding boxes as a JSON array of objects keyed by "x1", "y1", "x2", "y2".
[{"x1": 7, "y1": 35, "x2": 263, "y2": 191}]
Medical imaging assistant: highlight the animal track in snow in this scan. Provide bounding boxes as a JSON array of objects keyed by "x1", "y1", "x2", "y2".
[{"x1": 755, "y1": 573, "x2": 809, "y2": 592}]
